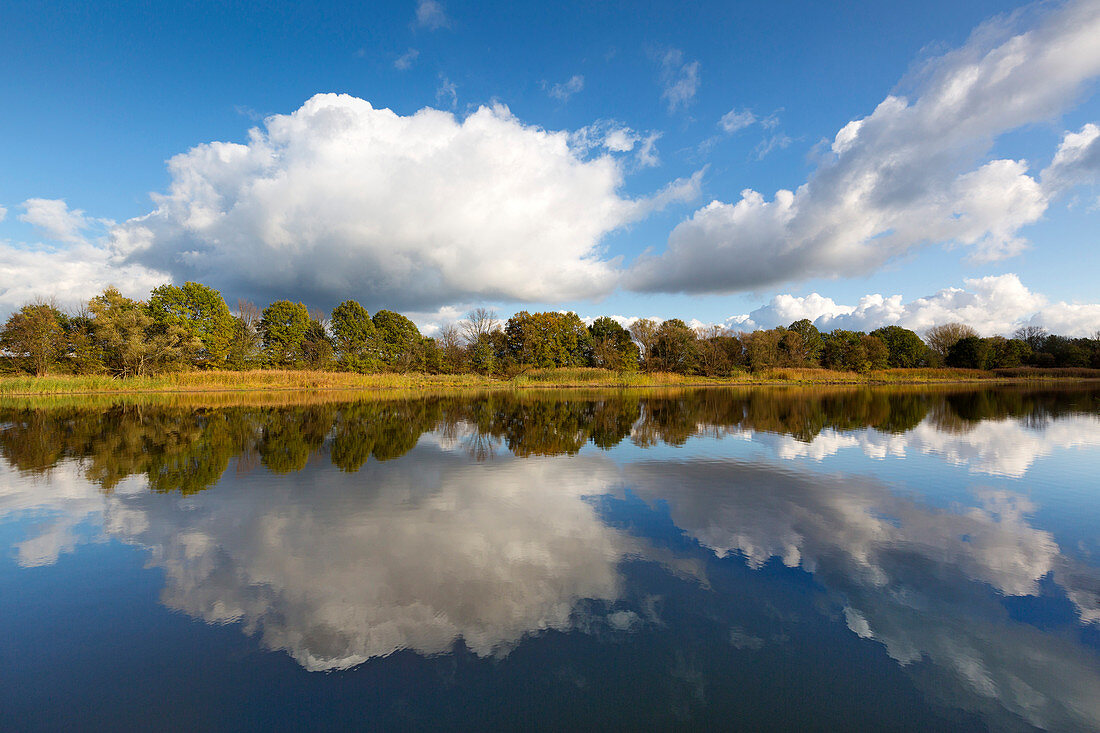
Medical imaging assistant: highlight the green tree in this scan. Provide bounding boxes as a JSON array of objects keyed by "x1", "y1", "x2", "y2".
[
  {"x1": 372, "y1": 309, "x2": 422, "y2": 370},
  {"x1": 300, "y1": 319, "x2": 334, "y2": 368},
  {"x1": 147, "y1": 282, "x2": 235, "y2": 364},
  {"x1": 986, "y1": 336, "x2": 1030, "y2": 368},
  {"x1": 0, "y1": 302, "x2": 67, "y2": 376},
  {"x1": 89, "y1": 287, "x2": 198, "y2": 376},
  {"x1": 505, "y1": 311, "x2": 592, "y2": 368},
  {"x1": 821, "y1": 330, "x2": 885, "y2": 373},
  {"x1": 945, "y1": 335, "x2": 990, "y2": 369},
  {"x1": 260, "y1": 300, "x2": 310, "y2": 365},
  {"x1": 330, "y1": 300, "x2": 378, "y2": 370},
  {"x1": 870, "y1": 325, "x2": 927, "y2": 368},
  {"x1": 588, "y1": 317, "x2": 639, "y2": 372}
]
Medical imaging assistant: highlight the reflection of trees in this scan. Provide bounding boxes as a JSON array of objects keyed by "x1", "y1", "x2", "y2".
[{"x1": 2, "y1": 385, "x2": 1097, "y2": 491}]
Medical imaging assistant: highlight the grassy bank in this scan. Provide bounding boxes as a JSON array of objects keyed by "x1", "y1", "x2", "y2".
[{"x1": 2, "y1": 366, "x2": 1098, "y2": 397}]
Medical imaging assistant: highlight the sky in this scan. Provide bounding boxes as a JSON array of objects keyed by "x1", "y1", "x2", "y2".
[{"x1": 1, "y1": 0, "x2": 1099, "y2": 336}]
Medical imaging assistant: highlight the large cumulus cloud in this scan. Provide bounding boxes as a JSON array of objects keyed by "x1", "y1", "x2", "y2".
[
  {"x1": 628, "y1": 0, "x2": 1100, "y2": 294},
  {"x1": 108, "y1": 94, "x2": 696, "y2": 310}
]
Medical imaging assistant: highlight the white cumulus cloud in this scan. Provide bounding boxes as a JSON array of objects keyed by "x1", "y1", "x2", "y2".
[
  {"x1": 730, "y1": 273, "x2": 1100, "y2": 336},
  {"x1": 19, "y1": 198, "x2": 98, "y2": 244},
  {"x1": 108, "y1": 94, "x2": 697, "y2": 311},
  {"x1": 629, "y1": 0, "x2": 1100, "y2": 293}
]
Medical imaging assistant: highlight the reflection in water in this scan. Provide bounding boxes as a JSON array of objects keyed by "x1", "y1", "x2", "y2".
[{"x1": 2, "y1": 385, "x2": 1100, "y2": 729}]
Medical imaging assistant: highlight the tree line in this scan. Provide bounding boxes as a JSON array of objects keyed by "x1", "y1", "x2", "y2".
[{"x1": 1, "y1": 281, "x2": 1099, "y2": 377}]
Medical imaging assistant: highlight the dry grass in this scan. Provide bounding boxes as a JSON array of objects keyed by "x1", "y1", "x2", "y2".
[
  {"x1": 0, "y1": 369, "x2": 493, "y2": 396},
  {"x1": 1, "y1": 365, "x2": 1095, "y2": 398}
]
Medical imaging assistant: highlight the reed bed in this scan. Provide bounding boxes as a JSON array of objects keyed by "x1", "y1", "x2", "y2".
[{"x1": 1, "y1": 366, "x2": 1095, "y2": 398}]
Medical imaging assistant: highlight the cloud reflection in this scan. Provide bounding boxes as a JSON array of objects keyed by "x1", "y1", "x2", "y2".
[{"x1": 623, "y1": 459, "x2": 1100, "y2": 730}]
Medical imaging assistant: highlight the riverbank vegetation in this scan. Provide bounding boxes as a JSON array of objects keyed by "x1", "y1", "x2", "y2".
[{"x1": 2, "y1": 282, "x2": 1099, "y2": 391}]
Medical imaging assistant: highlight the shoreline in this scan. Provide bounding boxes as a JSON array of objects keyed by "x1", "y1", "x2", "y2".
[{"x1": 2, "y1": 367, "x2": 1098, "y2": 397}]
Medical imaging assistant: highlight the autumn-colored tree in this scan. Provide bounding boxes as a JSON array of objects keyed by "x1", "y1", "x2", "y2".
[
  {"x1": 0, "y1": 302, "x2": 67, "y2": 376},
  {"x1": 505, "y1": 311, "x2": 592, "y2": 368},
  {"x1": 783, "y1": 319, "x2": 823, "y2": 366},
  {"x1": 89, "y1": 287, "x2": 199, "y2": 376},
  {"x1": 629, "y1": 318, "x2": 659, "y2": 371},
  {"x1": 649, "y1": 319, "x2": 698, "y2": 373},
  {"x1": 925, "y1": 323, "x2": 977, "y2": 363}
]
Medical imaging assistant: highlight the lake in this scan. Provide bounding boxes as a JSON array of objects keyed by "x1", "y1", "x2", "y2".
[{"x1": 2, "y1": 385, "x2": 1099, "y2": 731}]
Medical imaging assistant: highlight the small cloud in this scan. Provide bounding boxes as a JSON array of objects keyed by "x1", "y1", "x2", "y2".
[
  {"x1": 544, "y1": 75, "x2": 585, "y2": 102},
  {"x1": 658, "y1": 49, "x2": 699, "y2": 113},
  {"x1": 719, "y1": 108, "x2": 756, "y2": 134},
  {"x1": 436, "y1": 75, "x2": 457, "y2": 108},
  {"x1": 754, "y1": 133, "x2": 792, "y2": 159},
  {"x1": 569, "y1": 121, "x2": 662, "y2": 168},
  {"x1": 0, "y1": 205, "x2": 6, "y2": 223},
  {"x1": 394, "y1": 48, "x2": 420, "y2": 70},
  {"x1": 19, "y1": 199, "x2": 99, "y2": 244},
  {"x1": 354, "y1": 47, "x2": 367, "y2": 58},
  {"x1": 416, "y1": 0, "x2": 449, "y2": 30},
  {"x1": 234, "y1": 105, "x2": 265, "y2": 122},
  {"x1": 760, "y1": 112, "x2": 781, "y2": 130},
  {"x1": 637, "y1": 132, "x2": 662, "y2": 168}
]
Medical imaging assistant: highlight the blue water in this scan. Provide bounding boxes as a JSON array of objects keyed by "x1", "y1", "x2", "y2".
[{"x1": 1, "y1": 386, "x2": 1098, "y2": 730}]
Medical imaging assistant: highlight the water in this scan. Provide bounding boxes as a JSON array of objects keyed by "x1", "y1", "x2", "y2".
[{"x1": 1, "y1": 385, "x2": 1099, "y2": 731}]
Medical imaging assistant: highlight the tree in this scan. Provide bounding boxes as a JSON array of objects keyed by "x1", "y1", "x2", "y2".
[
  {"x1": 945, "y1": 335, "x2": 990, "y2": 369},
  {"x1": 330, "y1": 300, "x2": 378, "y2": 370},
  {"x1": 629, "y1": 318, "x2": 659, "y2": 371},
  {"x1": 870, "y1": 326, "x2": 927, "y2": 368},
  {"x1": 861, "y1": 334, "x2": 889, "y2": 371},
  {"x1": 437, "y1": 323, "x2": 466, "y2": 374},
  {"x1": 784, "y1": 319, "x2": 823, "y2": 366},
  {"x1": 89, "y1": 287, "x2": 198, "y2": 376},
  {"x1": 260, "y1": 301, "x2": 310, "y2": 365},
  {"x1": 925, "y1": 323, "x2": 977, "y2": 362},
  {"x1": 147, "y1": 282, "x2": 235, "y2": 364},
  {"x1": 227, "y1": 300, "x2": 263, "y2": 369},
  {"x1": 300, "y1": 319, "x2": 334, "y2": 368},
  {"x1": 468, "y1": 332, "x2": 501, "y2": 375},
  {"x1": 986, "y1": 336, "x2": 1030, "y2": 368},
  {"x1": 372, "y1": 309, "x2": 422, "y2": 370},
  {"x1": 821, "y1": 330, "x2": 884, "y2": 373},
  {"x1": 1013, "y1": 325, "x2": 1047, "y2": 351},
  {"x1": 461, "y1": 308, "x2": 499, "y2": 345},
  {"x1": 743, "y1": 329, "x2": 783, "y2": 371},
  {"x1": 589, "y1": 317, "x2": 639, "y2": 372},
  {"x1": 649, "y1": 319, "x2": 698, "y2": 373},
  {"x1": 505, "y1": 311, "x2": 592, "y2": 368},
  {"x1": 1, "y1": 302, "x2": 67, "y2": 376},
  {"x1": 694, "y1": 325, "x2": 733, "y2": 376}
]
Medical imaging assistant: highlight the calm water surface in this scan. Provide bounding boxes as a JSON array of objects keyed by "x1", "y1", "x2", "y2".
[{"x1": 2, "y1": 386, "x2": 1099, "y2": 731}]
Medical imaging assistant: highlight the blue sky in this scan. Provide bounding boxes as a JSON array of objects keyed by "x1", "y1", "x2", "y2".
[{"x1": 1, "y1": 0, "x2": 1099, "y2": 335}]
